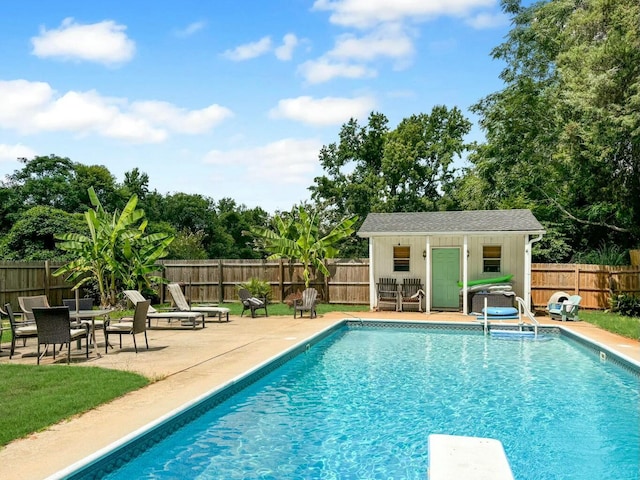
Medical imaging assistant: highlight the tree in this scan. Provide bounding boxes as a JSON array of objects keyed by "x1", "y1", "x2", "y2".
[
  {"x1": 466, "y1": 0, "x2": 640, "y2": 258},
  {"x1": 54, "y1": 188, "x2": 174, "y2": 307},
  {"x1": 249, "y1": 206, "x2": 358, "y2": 288},
  {"x1": 381, "y1": 107, "x2": 471, "y2": 212},
  {"x1": 310, "y1": 108, "x2": 472, "y2": 256},
  {"x1": 8, "y1": 155, "x2": 76, "y2": 211},
  {"x1": 0, "y1": 206, "x2": 85, "y2": 260}
]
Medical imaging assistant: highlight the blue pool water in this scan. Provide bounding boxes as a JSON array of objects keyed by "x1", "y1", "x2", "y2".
[{"x1": 99, "y1": 327, "x2": 639, "y2": 480}]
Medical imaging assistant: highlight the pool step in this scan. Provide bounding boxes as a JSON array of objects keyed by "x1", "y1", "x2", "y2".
[{"x1": 428, "y1": 434, "x2": 515, "y2": 480}]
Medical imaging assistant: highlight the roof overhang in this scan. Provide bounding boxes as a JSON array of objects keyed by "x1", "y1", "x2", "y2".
[{"x1": 358, "y1": 230, "x2": 546, "y2": 238}]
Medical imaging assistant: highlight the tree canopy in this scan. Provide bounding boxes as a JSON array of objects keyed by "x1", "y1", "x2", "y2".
[{"x1": 462, "y1": 0, "x2": 640, "y2": 259}]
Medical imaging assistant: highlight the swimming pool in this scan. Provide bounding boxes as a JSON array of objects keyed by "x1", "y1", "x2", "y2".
[{"x1": 66, "y1": 323, "x2": 639, "y2": 479}]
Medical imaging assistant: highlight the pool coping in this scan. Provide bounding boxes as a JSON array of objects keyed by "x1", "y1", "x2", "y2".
[{"x1": 49, "y1": 319, "x2": 640, "y2": 479}]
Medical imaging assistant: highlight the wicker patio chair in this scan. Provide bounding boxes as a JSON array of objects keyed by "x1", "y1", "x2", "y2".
[
  {"x1": 4, "y1": 303, "x2": 38, "y2": 359},
  {"x1": 32, "y1": 306, "x2": 89, "y2": 365},
  {"x1": 238, "y1": 288, "x2": 268, "y2": 318},
  {"x1": 104, "y1": 300, "x2": 150, "y2": 353},
  {"x1": 18, "y1": 295, "x2": 50, "y2": 322},
  {"x1": 294, "y1": 288, "x2": 318, "y2": 319},
  {"x1": 62, "y1": 297, "x2": 106, "y2": 345}
]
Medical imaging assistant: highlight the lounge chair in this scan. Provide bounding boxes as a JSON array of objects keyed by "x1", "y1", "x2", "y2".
[
  {"x1": 167, "y1": 283, "x2": 230, "y2": 322},
  {"x1": 18, "y1": 295, "x2": 50, "y2": 322},
  {"x1": 238, "y1": 288, "x2": 268, "y2": 318},
  {"x1": 104, "y1": 300, "x2": 150, "y2": 353},
  {"x1": 123, "y1": 290, "x2": 205, "y2": 329},
  {"x1": 377, "y1": 278, "x2": 399, "y2": 311},
  {"x1": 4, "y1": 303, "x2": 38, "y2": 359},
  {"x1": 400, "y1": 278, "x2": 424, "y2": 312},
  {"x1": 294, "y1": 288, "x2": 318, "y2": 319},
  {"x1": 32, "y1": 306, "x2": 90, "y2": 364},
  {"x1": 548, "y1": 295, "x2": 581, "y2": 321}
]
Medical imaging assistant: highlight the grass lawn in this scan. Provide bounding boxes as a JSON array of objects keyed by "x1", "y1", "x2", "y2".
[
  {"x1": 580, "y1": 310, "x2": 640, "y2": 340},
  {"x1": 0, "y1": 364, "x2": 148, "y2": 447}
]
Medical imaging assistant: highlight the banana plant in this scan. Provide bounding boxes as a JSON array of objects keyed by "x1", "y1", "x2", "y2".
[
  {"x1": 250, "y1": 206, "x2": 358, "y2": 288},
  {"x1": 54, "y1": 187, "x2": 173, "y2": 306}
]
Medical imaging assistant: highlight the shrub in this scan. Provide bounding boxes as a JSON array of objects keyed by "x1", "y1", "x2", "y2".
[
  {"x1": 609, "y1": 293, "x2": 640, "y2": 317},
  {"x1": 237, "y1": 278, "x2": 272, "y2": 300}
]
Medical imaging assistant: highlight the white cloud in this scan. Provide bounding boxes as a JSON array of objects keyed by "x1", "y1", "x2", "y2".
[
  {"x1": 203, "y1": 138, "x2": 323, "y2": 184},
  {"x1": 0, "y1": 79, "x2": 232, "y2": 143},
  {"x1": 0, "y1": 144, "x2": 37, "y2": 162},
  {"x1": 269, "y1": 95, "x2": 375, "y2": 126},
  {"x1": 329, "y1": 24, "x2": 414, "y2": 62},
  {"x1": 298, "y1": 58, "x2": 376, "y2": 84},
  {"x1": 222, "y1": 36, "x2": 272, "y2": 61},
  {"x1": 313, "y1": 0, "x2": 496, "y2": 28},
  {"x1": 174, "y1": 20, "x2": 207, "y2": 37},
  {"x1": 275, "y1": 33, "x2": 299, "y2": 61},
  {"x1": 131, "y1": 101, "x2": 233, "y2": 134},
  {"x1": 31, "y1": 17, "x2": 135, "y2": 65},
  {"x1": 465, "y1": 11, "x2": 509, "y2": 29}
]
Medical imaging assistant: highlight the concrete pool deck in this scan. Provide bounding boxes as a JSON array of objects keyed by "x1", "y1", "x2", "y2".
[{"x1": 0, "y1": 310, "x2": 638, "y2": 480}]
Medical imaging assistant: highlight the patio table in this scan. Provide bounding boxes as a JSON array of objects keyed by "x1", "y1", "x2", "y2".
[{"x1": 69, "y1": 309, "x2": 112, "y2": 354}]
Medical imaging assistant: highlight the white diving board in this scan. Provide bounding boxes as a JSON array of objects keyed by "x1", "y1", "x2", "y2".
[{"x1": 428, "y1": 434, "x2": 515, "y2": 480}]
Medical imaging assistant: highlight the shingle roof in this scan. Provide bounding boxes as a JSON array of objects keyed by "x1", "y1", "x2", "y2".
[{"x1": 357, "y1": 209, "x2": 545, "y2": 236}]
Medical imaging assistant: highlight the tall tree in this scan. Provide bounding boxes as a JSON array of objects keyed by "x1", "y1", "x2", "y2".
[
  {"x1": 0, "y1": 206, "x2": 85, "y2": 260},
  {"x1": 466, "y1": 0, "x2": 640, "y2": 258},
  {"x1": 381, "y1": 107, "x2": 471, "y2": 212}
]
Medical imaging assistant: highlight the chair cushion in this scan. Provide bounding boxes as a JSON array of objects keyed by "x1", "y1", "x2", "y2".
[
  {"x1": 106, "y1": 322, "x2": 133, "y2": 331},
  {"x1": 70, "y1": 328, "x2": 87, "y2": 339},
  {"x1": 15, "y1": 325, "x2": 37, "y2": 335}
]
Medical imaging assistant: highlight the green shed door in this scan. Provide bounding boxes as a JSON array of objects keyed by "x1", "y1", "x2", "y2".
[{"x1": 432, "y1": 248, "x2": 460, "y2": 309}]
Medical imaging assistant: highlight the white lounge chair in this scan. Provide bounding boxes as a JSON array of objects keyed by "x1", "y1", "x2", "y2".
[
  {"x1": 167, "y1": 283, "x2": 230, "y2": 322},
  {"x1": 123, "y1": 290, "x2": 205, "y2": 329}
]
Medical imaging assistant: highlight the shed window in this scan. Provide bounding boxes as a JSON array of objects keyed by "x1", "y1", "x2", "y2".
[
  {"x1": 483, "y1": 245, "x2": 501, "y2": 273},
  {"x1": 393, "y1": 246, "x2": 410, "y2": 272}
]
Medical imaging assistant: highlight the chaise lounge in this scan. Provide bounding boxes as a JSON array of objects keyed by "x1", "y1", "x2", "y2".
[
  {"x1": 167, "y1": 283, "x2": 230, "y2": 322},
  {"x1": 123, "y1": 290, "x2": 205, "y2": 329}
]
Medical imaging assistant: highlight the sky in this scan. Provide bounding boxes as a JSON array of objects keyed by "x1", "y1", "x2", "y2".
[{"x1": 0, "y1": 0, "x2": 513, "y2": 213}]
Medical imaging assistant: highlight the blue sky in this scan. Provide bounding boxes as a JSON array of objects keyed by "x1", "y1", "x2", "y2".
[{"x1": 0, "y1": 0, "x2": 512, "y2": 213}]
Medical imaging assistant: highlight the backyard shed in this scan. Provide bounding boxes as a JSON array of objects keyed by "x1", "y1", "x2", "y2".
[{"x1": 357, "y1": 209, "x2": 545, "y2": 314}]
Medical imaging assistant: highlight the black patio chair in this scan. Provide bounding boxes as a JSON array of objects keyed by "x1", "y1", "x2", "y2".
[
  {"x1": 4, "y1": 303, "x2": 38, "y2": 359},
  {"x1": 32, "y1": 306, "x2": 89, "y2": 364}
]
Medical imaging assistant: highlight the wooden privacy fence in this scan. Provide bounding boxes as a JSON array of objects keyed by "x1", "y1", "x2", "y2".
[
  {"x1": 531, "y1": 263, "x2": 640, "y2": 310},
  {"x1": 1, "y1": 260, "x2": 638, "y2": 311},
  {"x1": 157, "y1": 259, "x2": 370, "y2": 305}
]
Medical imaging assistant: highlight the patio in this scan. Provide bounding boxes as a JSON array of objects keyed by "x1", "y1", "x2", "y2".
[{"x1": 0, "y1": 311, "x2": 638, "y2": 480}]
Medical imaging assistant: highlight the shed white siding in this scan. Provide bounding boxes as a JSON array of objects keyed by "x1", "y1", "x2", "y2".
[{"x1": 370, "y1": 234, "x2": 527, "y2": 310}]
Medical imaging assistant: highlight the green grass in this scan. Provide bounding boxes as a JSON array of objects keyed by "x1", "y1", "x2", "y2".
[
  {"x1": 0, "y1": 364, "x2": 149, "y2": 447},
  {"x1": 192, "y1": 301, "x2": 369, "y2": 317},
  {"x1": 580, "y1": 310, "x2": 640, "y2": 340}
]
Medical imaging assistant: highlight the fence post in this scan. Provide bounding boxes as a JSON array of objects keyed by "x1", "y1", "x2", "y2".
[
  {"x1": 218, "y1": 259, "x2": 224, "y2": 303},
  {"x1": 279, "y1": 259, "x2": 284, "y2": 302},
  {"x1": 574, "y1": 263, "x2": 580, "y2": 295},
  {"x1": 44, "y1": 260, "x2": 51, "y2": 299},
  {"x1": 324, "y1": 266, "x2": 330, "y2": 303}
]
